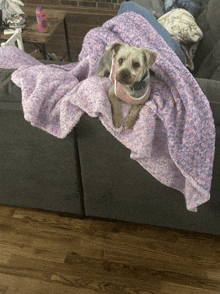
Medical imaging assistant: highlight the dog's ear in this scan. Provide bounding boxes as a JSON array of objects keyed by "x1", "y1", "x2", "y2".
[
  {"x1": 142, "y1": 48, "x2": 157, "y2": 69},
  {"x1": 109, "y1": 43, "x2": 123, "y2": 55}
]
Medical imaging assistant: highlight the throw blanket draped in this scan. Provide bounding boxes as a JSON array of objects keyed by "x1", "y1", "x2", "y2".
[{"x1": 0, "y1": 12, "x2": 215, "y2": 212}]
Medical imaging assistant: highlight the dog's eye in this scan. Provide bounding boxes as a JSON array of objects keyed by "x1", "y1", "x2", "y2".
[
  {"x1": 133, "y1": 62, "x2": 140, "y2": 68},
  {"x1": 118, "y1": 58, "x2": 123, "y2": 64}
]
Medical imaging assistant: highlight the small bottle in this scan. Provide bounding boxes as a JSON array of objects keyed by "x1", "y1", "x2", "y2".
[{"x1": 36, "y1": 6, "x2": 48, "y2": 33}]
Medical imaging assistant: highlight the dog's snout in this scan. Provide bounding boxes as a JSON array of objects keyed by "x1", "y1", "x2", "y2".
[
  {"x1": 120, "y1": 70, "x2": 130, "y2": 80},
  {"x1": 116, "y1": 69, "x2": 133, "y2": 85}
]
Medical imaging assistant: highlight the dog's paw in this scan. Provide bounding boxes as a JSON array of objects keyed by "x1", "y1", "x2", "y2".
[
  {"x1": 124, "y1": 116, "x2": 136, "y2": 130},
  {"x1": 113, "y1": 112, "x2": 123, "y2": 128}
]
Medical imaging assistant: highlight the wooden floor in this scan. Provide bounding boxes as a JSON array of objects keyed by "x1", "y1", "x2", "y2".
[{"x1": 0, "y1": 205, "x2": 220, "y2": 293}]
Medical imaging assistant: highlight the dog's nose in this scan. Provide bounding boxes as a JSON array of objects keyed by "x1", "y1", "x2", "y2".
[{"x1": 120, "y1": 70, "x2": 130, "y2": 80}]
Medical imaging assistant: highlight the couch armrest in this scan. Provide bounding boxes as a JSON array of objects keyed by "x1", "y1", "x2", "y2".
[
  {"x1": 196, "y1": 78, "x2": 220, "y2": 125},
  {"x1": 0, "y1": 68, "x2": 21, "y2": 104}
]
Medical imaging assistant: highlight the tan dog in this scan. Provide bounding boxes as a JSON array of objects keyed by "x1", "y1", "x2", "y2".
[{"x1": 95, "y1": 42, "x2": 157, "y2": 130}]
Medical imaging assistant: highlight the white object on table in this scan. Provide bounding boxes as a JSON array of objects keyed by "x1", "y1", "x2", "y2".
[{"x1": 1, "y1": 28, "x2": 24, "y2": 51}]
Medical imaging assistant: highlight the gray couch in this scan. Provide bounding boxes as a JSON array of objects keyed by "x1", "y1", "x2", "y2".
[{"x1": 1, "y1": 0, "x2": 220, "y2": 235}]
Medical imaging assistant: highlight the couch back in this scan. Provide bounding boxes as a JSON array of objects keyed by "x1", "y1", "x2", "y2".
[{"x1": 194, "y1": 0, "x2": 220, "y2": 79}]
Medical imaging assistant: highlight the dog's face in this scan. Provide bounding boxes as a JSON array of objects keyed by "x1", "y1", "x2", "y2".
[{"x1": 110, "y1": 42, "x2": 157, "y2": 85}]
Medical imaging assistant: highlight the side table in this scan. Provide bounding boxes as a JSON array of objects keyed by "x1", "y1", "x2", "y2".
[{"x1": 0, "y1": 5, "x2": 72, "y2": 62}]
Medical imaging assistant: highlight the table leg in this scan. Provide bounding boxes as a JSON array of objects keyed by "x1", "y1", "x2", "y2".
[
  {"x1": 33, "y1": 43, "x2": 47, "y2": 60},
  {"x1": 63, "y1": 17, "x2": 72, "y2": 62},
  {"x1": 41, "y1": 43, "x2": 47, "y2": 60}
]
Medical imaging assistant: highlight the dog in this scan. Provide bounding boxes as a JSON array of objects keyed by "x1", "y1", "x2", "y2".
[{"x1": 95, "y1": 42, "x2": 157, "y2": 130}]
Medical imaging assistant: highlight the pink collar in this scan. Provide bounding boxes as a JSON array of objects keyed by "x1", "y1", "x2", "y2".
[{"x1": 110, "y1": 57, "x2": 151, "y2": 105}]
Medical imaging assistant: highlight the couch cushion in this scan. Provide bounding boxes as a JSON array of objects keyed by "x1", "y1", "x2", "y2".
[
  {"x1": 196, "y1": 78, "x2": 220, "y2": 125},
  {"x1": 0, "y1": 67, "x2": 84, "y2": 215},
  {"x1": 211, "y1": 66, "x2": 220, "y2": 81},
  {"x1": 195, "y1": 40, "x2": 220, "y2": 79},
  {"x1": 195, "y1": 8, "x2": 210, "y2": 34},
  {"x1": 196, "y1": 30, "x2": 217, "y2": 60},
  {"x1": 194, "y1": 0, "x2": 220, "y2": 75},
  {"x1": 207, "y1": 0, "x2": 220, "y2": 43},
  {"x1": 75, "y1": 114, "x2": 220, "y2": 235},
  {"x1": 193, "y1": 10, "x2": 217, "y2": 74},
  {"x1": 0, "y1": 68, "x2": 21, "y2": 102}
]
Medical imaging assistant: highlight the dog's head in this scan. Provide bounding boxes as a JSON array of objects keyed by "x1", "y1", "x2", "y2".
[{"x1": 109, "y1": 42, "x2": 157, "y2": 85}]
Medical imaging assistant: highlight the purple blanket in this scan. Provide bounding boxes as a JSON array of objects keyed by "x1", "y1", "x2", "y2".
[{"x1": 1, "y1": 12, "x2": 215, "y2": 212}]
